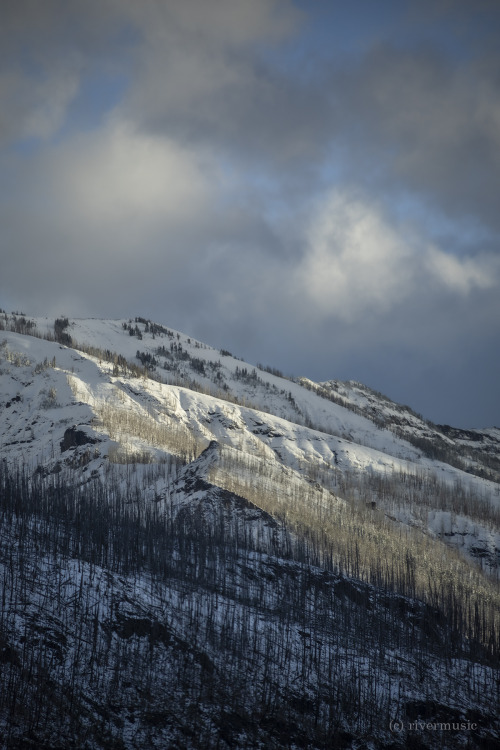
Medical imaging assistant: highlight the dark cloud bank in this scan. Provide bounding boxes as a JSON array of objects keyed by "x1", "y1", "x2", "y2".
[{"x1": 1, "y1": 0, "x2": 499, "y2": 427}]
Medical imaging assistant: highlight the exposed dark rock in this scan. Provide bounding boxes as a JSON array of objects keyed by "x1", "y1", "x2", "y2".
[
  {"x1": 438, "y1": 424, "x2": 485, "y2": 442},
  {"x1": 60, "y1": 425, "x2": 100, "y2": 452}
]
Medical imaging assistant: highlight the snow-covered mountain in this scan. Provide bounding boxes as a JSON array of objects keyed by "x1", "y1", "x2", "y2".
[{"x1": 1, "y1": 312, "x2": 499, "y2": 749}]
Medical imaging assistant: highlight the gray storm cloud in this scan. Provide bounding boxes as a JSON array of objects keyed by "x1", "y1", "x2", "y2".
[{"x1": 0, "y1": 0, "x2": 499, "y2": 427}]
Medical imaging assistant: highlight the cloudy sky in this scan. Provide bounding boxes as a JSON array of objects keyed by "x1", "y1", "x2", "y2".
[{"x1": 1, "y1": 0, "x2": 499, "y2": 428}]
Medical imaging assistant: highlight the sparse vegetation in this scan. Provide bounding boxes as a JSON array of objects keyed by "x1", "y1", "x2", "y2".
[
  {"x1": 54, "y1": 317, "x2": 72, "y2": 347},
  {"x1": 0, "y1": 340, "x2": 31, "y2": 367},
  {"x1": 83, "y1": 390, "x2": 205, "y2": 464},
  {"x1": 39, "y1": 386, "x2": 59, "y2": 409},
  {"x1": 210, "y1": 444, "x2": 500, "y2": 654},
  {"x1": 0, "y1": 458, "x2": 498, "y2": 748}
]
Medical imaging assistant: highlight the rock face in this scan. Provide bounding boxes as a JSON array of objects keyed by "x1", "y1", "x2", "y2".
[{"x1": 60, "y1": 426, "x2": 99, "y2": 453}]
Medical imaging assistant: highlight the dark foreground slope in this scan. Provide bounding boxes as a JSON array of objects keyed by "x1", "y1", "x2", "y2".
[{"x1": 0, "y1": 461, "x2": 498, "y2": 750}]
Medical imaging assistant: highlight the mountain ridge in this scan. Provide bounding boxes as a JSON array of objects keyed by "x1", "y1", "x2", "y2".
[{"x1": 0, "y1": 311, "x2": 499, "y2": 748}]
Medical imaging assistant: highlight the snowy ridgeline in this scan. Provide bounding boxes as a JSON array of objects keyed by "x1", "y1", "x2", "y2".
[{"x1": 1, "y1": 320, "x2": 499, "y2": 574}]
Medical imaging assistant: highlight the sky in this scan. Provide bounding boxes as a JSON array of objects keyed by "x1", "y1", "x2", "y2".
[{"x1": 1, "y1": 0, "x2": 499, "y2": 428}]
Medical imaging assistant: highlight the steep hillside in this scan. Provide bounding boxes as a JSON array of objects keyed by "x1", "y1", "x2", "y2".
[
  {"x1": 2, "y1": 314, "x2": 499, "y2": 571},
  {"x1": 312, "y1": 378, "x2": 500, "y2": 482},
  {"x1": 0, "y1": 312, "x2": 499, "y2": 748}
]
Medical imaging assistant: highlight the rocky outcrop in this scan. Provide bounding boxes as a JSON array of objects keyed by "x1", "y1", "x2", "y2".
[{"x1": 60, "y1": 425, "x2": 100, "y2": 452}]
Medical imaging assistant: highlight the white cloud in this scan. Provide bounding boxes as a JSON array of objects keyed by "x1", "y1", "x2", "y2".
[
  {"x1": 424, "y1": 244, "x2": 499, "y2": 293},
  {"x1": 298, "y1": 191, "x2": 415, "y2": 321},
  {"x1": 298, "y1": 190, "x2": 500, "y2": 321},
  {"x1": 45, "y1": 121, "x2": 217, "y2": 228}
]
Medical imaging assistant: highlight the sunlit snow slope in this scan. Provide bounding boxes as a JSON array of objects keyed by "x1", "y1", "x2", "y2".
[{"x1": 1, "y1": 314, "x2": 499, "y2": 573}]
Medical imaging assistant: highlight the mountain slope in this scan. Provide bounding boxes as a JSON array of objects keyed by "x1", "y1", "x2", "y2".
[
  {"x1": 0, "y1": 312, "x2": 499, "y2": 749},
  {"x1": 313, "y1": 377, "x2": 500, "y2": 481},
  {"x1": 2, "y1": 315, "x2": 499, "y2": 571}
]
